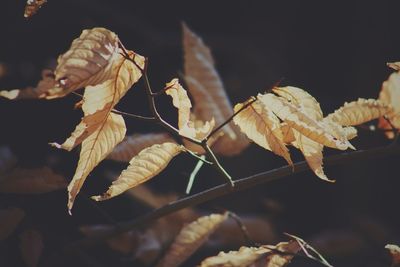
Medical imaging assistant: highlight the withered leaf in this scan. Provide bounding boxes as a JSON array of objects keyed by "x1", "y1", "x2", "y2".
[
  {"x1": 233, "y1": 99, "x2": 292, "y2": 165},
  {"x1": 92, "y1": 142, "x2": 183, "y2": 201},
  {"x1": 108, "y1": 133, "x2": 176, "y2": 162},
  {"x1": 385, "y1": 244, "x2": 400, "y2": 266},
  {"x1": 325, "y1": 98, "x2": 392, "y2": 126},
  {"x1": 67, "y1": 113, "x2": 126, "y2": 211},
  {"x1": 258, "y1": 93, "x2": 352, "y2": 150},
  {"x1": 387, "y1": 62, "x2": 400, "y2": 71},
  {"x1": 19, "y1": 229, "x2": 44, "y2": 267},
  {"x1": 378, "y1": 72, "x2": 400, "y2": 138},
  {"x1": 24, "y1": 0, "x2": 47, "y2": 18},
  {"x1": 157, "y1": 213, "x2": 228, "y2": 267},
  {"x1": 0, "y1": 70, "x2": 56, "y2": 100},
  {"x1": 0, "y1": 207, "x2": 25, "y2": 241},
  {"x1": 199, "y1": 241, "x2": 299, "y2": 267},
  {"x1": 0, "y1": 167, "x2": 67, "y2": 194},
  {"x1": 182, "y1": 23, "x2": 249, "y2": 156}
]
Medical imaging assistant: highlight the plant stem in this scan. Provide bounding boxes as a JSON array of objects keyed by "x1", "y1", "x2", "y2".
[
  {"x1": 64, "y1": 143, "x2": 400, "y2": 250},
  {"x1": 203, "y1": 141, "x2": 234, "y2": 186}
]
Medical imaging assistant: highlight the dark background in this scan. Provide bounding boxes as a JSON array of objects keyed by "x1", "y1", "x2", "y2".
[{"x1": 1, "y1": 1, "x2": 400, "y2": 266}]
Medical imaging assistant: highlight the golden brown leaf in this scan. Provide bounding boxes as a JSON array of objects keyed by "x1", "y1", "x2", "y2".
[
  {"x1": 108, "y1": 133, "x2": 176, "y2": 162},
  {"x1": 0, "y1": 70, "x2": 56, "y2": 100},
  {"x1": 92, "y1": 142, "x2": 183, "y2": 201},
  {"x1": 385, "y1": 244, "x2": 400, "y2": 266},
  {"x1": 157, "y1": 213, "x2": 228, "y2": 267},
  {"x1": 378, "y1": 72, "x2": 400, "y2": 138},
  {"x1": 233, "y1": 99, "x2": 292, "y2": 165},
  {"x1": 258, "y1": 93, "x2": 352, "y2": 150},
  {"x1": 0, "y1": 207, "x2": 25, "y2": 241},
  {"x1": 45, "y1": 28, "x2": 121, "y2": 99},
  {"x1": 0, "y1": 167, "x2": 67, "y2": 194},
  {"x1": 387, "y1": 62, "x2": 400, "y2": 71},
  {"x1": 68, "y1": 113, "x2": 126, "y2": 212},
  {"x1": 165, "y1": 78, "x2": 193, "y2": 132},
  {"x1": 19, "y1": 229, "x2": 44, "y2": 267},
  {"x1": 199, "y1": 241, "x2": 299, "y2": 267},
  {"x1": 182, "y1": 23, "x2": 249, "y2": 156},
  {"x1": 325, "y1": 98, "x2": 391, "y2": 126},
  {"x1": 24, "y1": 0, "x2": 47, "y2": 18}
]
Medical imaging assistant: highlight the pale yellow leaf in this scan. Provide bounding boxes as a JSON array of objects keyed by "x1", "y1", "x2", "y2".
[
  {"x1": 233, "y1": 99, "x2": 292, "y2": 165},
  {"x1": 325, "y1": 98, "x2": 392, "y2": 126},
  {"x1": 385, "y1": 244, "x2": 400, "y2": 266},
  {"x1": 0, "y1": 167, "x2": 67, "y2": 194},
  {"x1": 0, "y1": 207, "x2": 25, "y2": 241},
  {"x1": 67, "y1": 113, "x2": 126, "y2": 212},
  {"x1": 157, "y1": 213, "x2": 228, "y2": 267},
  {"x1": 0, "y1": 70, "x2": 56, "y2": 100},
  {"x1": 273, "y1": 86, "x2": 323, "y2": 120},
  {"x1": 378, "y1": 72, "x2": 400, "y2": 138},
  {"x1": 92, "y1": 142, "x2": 182, "y2": 201},
  {"x1": 24, "y1": 0, "x2": 47, "y2": 18},
  {"x1": 108, "y1": 133, "x2": 176, "y2": 162},
  {"x1": 165, "y1": 78, "x2": 193, "y2": 131},
  {"x1": 199, "y1": 241, "x2": 299, "y2": 267},
  {"x1": 45, "y1": 28, "x2": 120, "y2": 99},
  {"x1": 19, "y1": 229, "x2": 44, "y2": 267},
  {"x1": 51, "y1": 50, "x2": 144, "y2": 151},
  {"x1": 258, "y1": 93, "x2": 352, "y2": 150},
  {"x1": 182, "y1": 23, "x2": 249, "y2": 156}
]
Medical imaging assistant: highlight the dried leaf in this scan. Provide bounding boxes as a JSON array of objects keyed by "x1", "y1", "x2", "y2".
[
  {"x1": 0, "y1": 167, "x2": 67, "y2": 194},
  {"x1": 68, "y1": 113, "x2": 126, "y2": 211},
  {"x1": 233, "y1": 99, "x2": 292, "y2": 165},
  {"x1": 378, "y1": 72, "x2": 400, "y2": 138},
  {"x1": 165, "y1": 78, "x2": 193, "y2": 132},
  {"x1": 24, "y1": 0, "x2": 47, "y2": 18},
  {"x1": 108, "y1": 133, "x2": 176, "y2": 162},
  {"x1": 385, "y1": 244, "x2": 400, "y2": 266},
  {"x1": 387, "y1": 62, "x2": 400, "y2": 71},
  {"x1": 199, "y1": 241, "x2": 299, "y2": 267},
  {"x1": 45, "y1": 28, "x2": 120, "y2": 99},
  {"x1": 19, "y1": 229, "x2": 44, "y2": 267},
  {"x1": 325, "y1": 98, "x2": 391, "y2": 126},
  {"x1": 258, "y1": 93, "x2": 352, "y2": 150},
  {"x1": 182, "y1": 23, "x2": 249, "y2": 156},
  {"x1": 92, "y1": 142, "x2": 183, "y2": 201},
  {"x1": 0, "y1": 207, "x2": 25, "y2": 241},
  {"x1": 157, "y1": 213, "x2": 228, "y2": 267},
  {"x1": 0, "y1": 70, "x2": 56, "y2": 100}
]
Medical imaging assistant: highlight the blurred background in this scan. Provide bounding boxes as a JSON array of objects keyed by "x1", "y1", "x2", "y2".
[{"x1": 1, "y1": 1, "x2": 400, "y2": 266}]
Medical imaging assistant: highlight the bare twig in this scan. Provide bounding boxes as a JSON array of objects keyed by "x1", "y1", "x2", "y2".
[
  {"x1": 64, "y1": 143, "x2": 400, "y2": 251},
  {"x1": 186, "y1": 155, "x2": 206, "y2": 194},
  {"x1": 227, "y1": 211, "x2": 254, "y2": 246},
  {"x1": 111, "y1": 109, "x2": 156, "y2": 121}
]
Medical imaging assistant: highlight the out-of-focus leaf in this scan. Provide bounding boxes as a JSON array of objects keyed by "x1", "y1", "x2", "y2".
[
  {"x1": 157, "y1": 213, "x2": 228, "y2": 267},
  {"x1": 92, "y1": 142, "x2": 183, "y2": 201},
  {"x1": 386, "y1": 244, "x2": 400, "y2": 266},
  {"x1": 378, "y1": 72, "x2": 400, "y2": 138},
  {"x1": 0, "y1": 207, "x2": 25, "y2": 241},
  {"x1": 387, "y1": 62, "x2": 400, "y2": 71},
  {"x1": 24, "y1": 0, "x2": 47, "y2": 18},
  {"x1": 233, "y1": 99, "x2": 292, "y2": 165},
  {"x1": 0, "y1": 167, "x2": 67, "y2": 194},
  {"x1": 19, "y1": 229, "x2": 44, "y2": 267},
  {"x1": 108, "y1": 133, "x2": 176, "y2": 162}
]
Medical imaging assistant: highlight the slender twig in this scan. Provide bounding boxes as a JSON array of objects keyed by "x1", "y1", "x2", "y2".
[
  {"x1": 227, "y1": 211, "x2": 254, "y2": 246},
  {"x1": 64, "y1": 143, "x2": 400, "y2": 250},
  {"x1": 111, "y1": 109, "x2": 156, "y2": 121},
  {"x1": 207, "y1": 96, "x2": 257, "y2": 139},
  {"x1": 203, "y1": 141, "x2": 234, "y2": 186},
  {"x1": 184, "y1": 150, "x2": 212, "y2": 164},
  {"x1": 186, "y1": 156, "x2": 206, "y2": 194}
]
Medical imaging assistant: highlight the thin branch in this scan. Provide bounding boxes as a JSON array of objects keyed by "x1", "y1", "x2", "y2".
[
  {"x1": 64, "y1": 143, "x2": 400, "y2": 251},
  {"x1": 227, "y1": 211, "x2": 254, "y2": 246},
  {"x1": 203, "y1": 141, "x2": 234, "y2": 186},
  {"x1": 111, "y1": 109, "x2": 156, "y2": 121},
  {"x1": 186, "y1": 155, "x2": 206, "y2": 194}
]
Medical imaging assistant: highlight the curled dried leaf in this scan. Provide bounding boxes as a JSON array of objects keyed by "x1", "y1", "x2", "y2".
[
  {"x1": 92, "y1": 142, "x2": 183, "y2": 201},
  {"x1": 378, "y1": 72, "x2": 400, "y2": 138},
  {"x1": 233, "y1": 99, "x2": 292, "y2": 165},
  {"x1": 325, "y1": 98, "x2": 392, "y2": 126},
  {"x1": 24, "y1": 0, "x2": 47, "y2": 18},
  {"x1": 157, "y1": 213, "x2": 228, "y2": 267},
  {"x1": 108, "y1": 133, "x2": 176, "y2": 162},
  {"x1": 199, "y1": 241, "x2": 299, "y2": 267},
  {"x1": 165, "y1": 78, "x2": 192, "y2": 132},
  {"x1": 387, "y1": 62, "x2": 400, "y2": 71},
  {"x1": 68, "y1": 113, "x2": 126, "y2": 212},
  {"x1": 0, "y1": 167, "x2": 67, "y2": 194},
  {"x1": 258, "y1": 93, "x2": 352, "y2": 150}
]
